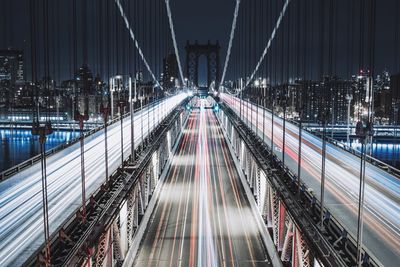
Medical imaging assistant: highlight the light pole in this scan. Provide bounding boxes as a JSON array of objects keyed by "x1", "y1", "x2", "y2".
[
  {"x1": 297, "y1": 110, "x2": 303, "y2": 198},
  {"x1": 331, "y1": 95, "x2": 335, "y2": 139},
  {"x1": 74, "y1": 111, "x2": 89, "y2": 224},
  {"x1": 239, "y1": 78, "x2": 243, "y2": 120},
  {"x1": 355, "y1": 120, "x2": 372, "y2": 267},
  {"x1": 56, "y1": 95, "x2": 60, "y2": 133},
  {"x1": 346, "y1": 93, "x2": 353, "y2": 145},
  {"x1": 262, "y1": 79, "x2": 267, "y2": 143},
  {"x1": 148, "y1": 89, "x2": 152, "y2": 137},
  {"x1": 129, "y1": 78, "x2": 137, "y2": 162},
  {"x1": 32, "y1": 121, "x2": 53, "y2": 267},
  {"x1": 319, "y1": 109, "x2": 328, "y2": 230},
  {"x1": 393, "y1": 105, "x2": 399, "y2": 166},
  {"x1": 139, "y1": 93, "x2": 144, "y2": 152},
  {"x1": 109, "y1": 78, "x2": 114, "y2": 120},
  {"x1": 282, "y1": 87, "x2": 287, "y2": 168},
  {"x1": 271, "y1": 88, "x2": 275, "y2": 153},
  {"x1": 118, "y1": 101, "x2": 127, "y2": 166},
  {"x1": 255, "y1": 78, "x2": 260, "y2": 137},
  {"x1": 157, "y1": 91, "x2": 161, "y2": 126},
  {"x1": 100, "y1": 104, "x2": 110, "y2": 181},
  {"x1": 152, "y1": 87, "x2": 156, "y2": 134}
]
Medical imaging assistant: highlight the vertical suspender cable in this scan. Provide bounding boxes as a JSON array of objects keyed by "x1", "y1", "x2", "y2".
[
  {"x1": 164, "y1": 0, "x2": 185, "y2": 86},
  {"x1": 219, "y1": 0, "x2": 241, "y2": 90},
  {"x1": 245, "y1": 0, "x2": 291, "y2": 88},
  {"x1": 114, "y1": 0, "x2": 163, "y2": 89}
]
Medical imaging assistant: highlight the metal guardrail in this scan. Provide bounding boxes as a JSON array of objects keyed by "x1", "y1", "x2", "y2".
[
  {"x1": 0, "y1": 121, "x2": 102, "y2": 131},
  {"x1": 321, "y1": 135, "x2": 400, "y2": 178},
  {"x1": 237, "y1": 98, "x2": 400, "y2": 179},
  {"x1": 0, "y1": 100, "x2": 163, "y2": 182}
]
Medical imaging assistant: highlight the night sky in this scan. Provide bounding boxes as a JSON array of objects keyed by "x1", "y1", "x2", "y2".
[{"x1": 1, "y1": 0, "x2": 399, "y2": 84}]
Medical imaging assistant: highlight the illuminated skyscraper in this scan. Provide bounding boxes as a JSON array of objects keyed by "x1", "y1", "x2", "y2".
[
  {"x1": 0, "y1": 49, "x2": 24, "y2": 108},
  {"x1": 163, "y1": 53, "x2": 179, "y2": 89}
]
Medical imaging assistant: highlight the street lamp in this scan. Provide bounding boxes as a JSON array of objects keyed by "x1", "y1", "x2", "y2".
[
  {"x1": 355, "y1": 120, "x2": 373, "y2": 267},
  {"x1": 346, "y1": 93, "x2": 353, "y2": 145},
  {"x1": 32, "y1": 120, "x2": 53, "y2": 266},
  {"x1": 319, "y1": 108, "x2": 329, "y2": 230},
  {"x1": 100, "y1": 104, "x2": 110, "y2": 181},
  {"x1": 117, "y1": 101, "x2": 127, "y2": 166},
  {"x1": 129, "y1": 78, "x2": 137, "y2": 162},
  {"x1": 56, "y1": 95, "x2": 60, "y2": 133},
  {"x1": 74, "y1": 110, "x2": 89, "y2": 224},
  {"x1": 138, "y1": 91, "x2": 144, "y2": 152}
]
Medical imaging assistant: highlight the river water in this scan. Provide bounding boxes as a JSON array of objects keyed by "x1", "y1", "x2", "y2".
[
  {"x1": 0, "y1": 129, "x2": 80, "y2": 172},
  {"x1": 0, "y1": 128, "x2": 399, "y2": 173}
]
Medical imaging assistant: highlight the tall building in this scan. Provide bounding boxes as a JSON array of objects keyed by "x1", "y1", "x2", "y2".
[
  {"x1": 0, "y1": 49, "x2": 24, "y2": 83},
  {"x1": 75, "y1": 64, "x2": 94, "y2": 94},
  {"x1": 163, "y1": 53, "x2": 179, "y2": 89},
  {"x1": 374, "y1": 71, "x2": 391, "y2": 123},
  {"x1": 390, "y1": 73, "x2": 400, "y2": 124},
  {"x1": 296, "y1": 80, "x2": 322, "y2": 122},
  {"x1": 0, "y1": 49, "x2": 24, "y2": 108},
  {"x1": 281, "y1": 77, "x2": 353, "y2": 124},
  {"x1": 323, "y1": 77, "x2": 353, "y2": 124}
]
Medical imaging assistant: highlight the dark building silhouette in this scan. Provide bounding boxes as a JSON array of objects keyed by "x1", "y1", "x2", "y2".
[
  {"x1": 163, "y1": 53, "x2": 179, "y2": 89},
  {"x1": 390, "y1": 73, "x2": 400, "y2": 124},
  {"x1": 185, "y1": 41, "x2": 220, "y2": 88},
  {"x1": 0, "y1": 49, "x2": 24, "y2": 109}
]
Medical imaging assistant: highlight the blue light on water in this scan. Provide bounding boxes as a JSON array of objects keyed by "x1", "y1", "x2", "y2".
[
  {"x1": 348, "y1": 142, "x2": 400, "y2": 163},
  {"x1": 0, "y1": 129, "x2": 80, "y2": 172}
]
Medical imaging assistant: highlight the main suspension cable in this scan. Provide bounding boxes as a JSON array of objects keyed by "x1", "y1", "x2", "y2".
[
  {"x1": 245, "y1": 0, "x2": 291, "y2": 88},
  {"x1": 219, "y1": 0, "x2": 241, "y2": 91},
  {"x1": 164, "y1": 0, "x2": 185, "y2": 86},
  {"x1": 114, "y1": 0, "x2": 163, "y2": 89}
]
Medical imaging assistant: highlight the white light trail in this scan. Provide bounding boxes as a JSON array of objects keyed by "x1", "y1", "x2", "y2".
[
  {"x1": 220, "y1": 93, "x2": 400, "y2": 266},
  {"x1": 164, "y1": 0, "x2": 185, "y2": 87},
  {"x1": 114, "y1": 0, "x2": 163, "y2": 90},
  {"x1": 245, "y1": 0, "x2": 291, "y2": 88},
  {"x1": 0, "y1": 95, "x2": 186, "y2": 266},
  {"x1": 219, "y1": 0, "x2": 241, "y2": 91}
]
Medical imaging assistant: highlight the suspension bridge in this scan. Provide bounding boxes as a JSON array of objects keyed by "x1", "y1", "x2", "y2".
[{"x1": 0, "y1": 0, "x2": 399, "y2": 267}]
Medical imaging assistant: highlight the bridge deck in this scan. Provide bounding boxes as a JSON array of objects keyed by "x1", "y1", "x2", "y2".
[
  {"x1": 222, "y1": 94, "x2": 400, "y2": 266},
  {"x1": 0, "y1": 95, "x2": 186, "y2": 266},
  {"x1": 135, "y1": 109, "x2": 271, "y2": 266}
]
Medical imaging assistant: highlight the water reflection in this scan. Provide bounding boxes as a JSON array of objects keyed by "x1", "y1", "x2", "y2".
[
  {"x1": 0, "y1": 129, "x2": 80, "y2": 172},
  {"x1": 0, "y1": 128, "x2": 399, "y2": 173},
  {"x1": 349, "y1": 142, "x2": 400, "y2": 168}
]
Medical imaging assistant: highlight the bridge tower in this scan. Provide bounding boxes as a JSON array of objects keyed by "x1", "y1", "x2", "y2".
[{"x1": 185, "y1": 40, "x2": 220, "y2": 90}]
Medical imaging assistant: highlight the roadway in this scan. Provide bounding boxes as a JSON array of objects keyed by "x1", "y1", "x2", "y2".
[
  {"x1": 134, "y1": 108, "x2": 271, "y2": 266},
  {"x1": 221, "y1": 93, "x2": 400, "y2": 266},
  {"x1": 0, "y1": 94, "x2": 186, "y2": 266}
]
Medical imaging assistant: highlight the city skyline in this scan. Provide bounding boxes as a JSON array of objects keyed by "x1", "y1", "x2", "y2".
[{"x1": 1, "y1": 0, "x2": 400, "y2": 83}]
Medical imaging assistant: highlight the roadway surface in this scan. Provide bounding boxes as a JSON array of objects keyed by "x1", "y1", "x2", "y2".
[
  {"x1": 222, "y1": 93, "x2": 400, "y2": 266},
  {"x1": 134, "y1": 108, "x2": 271, "y2": 267},
  {"x1": 0, "y1": 94, "x2": 186, "y2": 266}
]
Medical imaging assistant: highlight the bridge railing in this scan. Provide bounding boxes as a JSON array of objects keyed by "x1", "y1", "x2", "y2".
[
  {"x1": 0, "y1": 121, "x2": 102, "y2": 130},
  {"x1": 321, "y1": 134, "x2": 400, "y2": 177},
  {"x1": 233, "y1": 96, "x2": 400, "y2": 179},
  {"x1": 0, "y1": 98, "x2": 167, "y2": 182}
]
